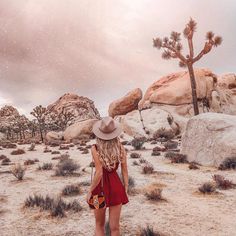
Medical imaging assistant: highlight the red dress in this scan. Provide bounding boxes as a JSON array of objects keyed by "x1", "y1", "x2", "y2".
[{"x1": 91, "y1": 162, "x2": 129, "y2": 207}]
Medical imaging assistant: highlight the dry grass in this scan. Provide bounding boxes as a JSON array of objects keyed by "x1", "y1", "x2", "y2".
[
  {"x1": 198, "y1": 182, "x2": 216, "y2": 194},
  {"x1": 55, "y1": 159, "x2": 80, "y2": 176},
  {"x1": 10, "y1": 149, "x2": 25, "y2": 155},
  {"x1": 61, "y1": 184, "x2": 81, "y2": 196},
  {"x1": 11, "y1": 164, "x2": 26, "y2": 181},
  {"x1": 145, "y1": 188, "x2": 166, "y2": 202},
  {"x1": 130, "y1": 152, "x2": 141, "y2": 159},
  {"x1": 142, "y1": 163, "x2": 154, "y2": 174},
  {"x1": 218, "y1": 157, "x2": 236, "y2": 170},
  {"x1": 213, "y1": 175, "x2": 236, "y2": 190},
  {"x1": 139, "y1": 225, "x2": 164, "y2": 236},
  {"x1": 37, "y1": 163, "x2": 53, "y2": 171}
]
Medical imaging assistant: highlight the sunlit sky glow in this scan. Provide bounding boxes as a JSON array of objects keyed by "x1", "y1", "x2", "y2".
[{"x1": 0, "y1": 0, "x2": 235, "y2": 117}]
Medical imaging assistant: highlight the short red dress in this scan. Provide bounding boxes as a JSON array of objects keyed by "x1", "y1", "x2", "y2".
[{"x1": 91, "y1": 153, "x2": 129, "y2": 207}]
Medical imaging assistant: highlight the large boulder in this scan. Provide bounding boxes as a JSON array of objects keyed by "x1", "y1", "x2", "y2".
[
  {"x1": 139, "y1": 69, "x2": 217, "y2": 109},
  {"x1": 181, "y1": 113, "x2": 236, "y2": 167},
  {"x1": 45, "y1": 131, "x2": 64, "y2": 142},
  {"x1": 64, "y1": 118, "x2": 98, "y2": 141},
  {"x1": 46, "y1": 93, "x2": 100, "y2": 125},
  {"x1": 109, "y1": 88, "x2": 142, "y2": 118},
  {"x1": 116, "y1": 106, "x2": 179, "y2": 138}
]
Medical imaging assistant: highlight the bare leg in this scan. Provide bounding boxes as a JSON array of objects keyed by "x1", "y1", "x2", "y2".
[
  {"x1": 94, "y1": 208, "x2": 106, "y2": 236},
  {"x1": 109, "y1": 204, "x2": 122, "y2": 236}
]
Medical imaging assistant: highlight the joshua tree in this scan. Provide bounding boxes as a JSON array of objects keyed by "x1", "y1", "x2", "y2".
[
  {"x1": 30, "y1": 105, "x2": 47, "y2": 141},
  {"x1": 153, "y1": 18, "x2": 222, "y2": 115}
]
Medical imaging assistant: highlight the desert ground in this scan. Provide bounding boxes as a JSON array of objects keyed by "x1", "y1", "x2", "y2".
[{"x1": 0, "y1": 138, "x2": 236, "y2": 236}]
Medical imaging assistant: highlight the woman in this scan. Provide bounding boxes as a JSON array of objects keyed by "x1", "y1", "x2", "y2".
[{"x1": 86, "y1": 116, "x2": 129, "y2": 236}]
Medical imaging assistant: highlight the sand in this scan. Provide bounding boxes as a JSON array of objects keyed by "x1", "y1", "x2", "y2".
[{"x1": 0, "y1": 140, "x2": 236, "y2": 236}]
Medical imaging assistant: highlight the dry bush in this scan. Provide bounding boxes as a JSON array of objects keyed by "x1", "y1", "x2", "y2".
[
  {"x1": 153, "y1": 128, "x2": 175, "y2": 141},
  {"x1": 11, "y1": 164, "x2": 26, "y2": 180},
  {"x1": 10, "y1": 149, "x2": 25, "y2": 155},
  {"x1": 52, "y1": 153, "x2": 70, "y2": 161},
  {"x1": 165, "y1": 152, "x2": 188, "y2": 163},
  {"x1": 212, "y1": 175, "x2": 236, "y2": 190},
  {"x1": 151, "y1": 147, "x2": 163, "y2": 156},
  {"x1": 189, "y1": 162, "x2": 199, "y2": 170},
  {"x1": 218, "y1": 157, "x2": 236, "y2": 170},
  {"x1": 24, "y1": 159, "x2": 36, "y2": 165},
  {"x1": 164, "y1": 140, "x2": 178, "y2": 150},
  {"x1": 51, "y1": 151, "x2": 61, "y2": 155},
  {"x1": 198, "y1": 182, "x2": 216, "y2": 194},
  {"x1": 139, "y1": 158, "x2": 147, "y2": 164},
  {"x1": 145, "y1": 188, "x2": 166, "y2": 202},
  {"x1": 105, "y1": 221, "x2": 111, "y2": 236},
  {"x1": 131, "y1": 137, "x2": 146, "y2": 150},
  {"x1": 59, "y1": 145, "x2": 70, "y2": 150},
  {"x1": 132, "y1": 160, "x2": 140, "y2": 166},
  {"x1": 1, "y1": 157, "x2": 11, "y2": 166},
  {"x1": 150, "y1": 140, "x2": 157, "y2": 145},
  {"x1": 62, "y1": 184, "x2": 81, "y2": 196},
  {"x1": 130, "y1": 152, "x2": 141, "y2": 159},
  {"x1": 89, "y1": 161, "x2": 95, "y2": 167},
  {"x1": 86, "y1": 144, "x2": 92, "y2": 149},
  {"x1": 2, "y1": 143, "x2": 17, "y2": 149},
  {"x1": 55, "y1": 159, "x2": 80, "y2": 176},
  {"x1": 0, "y1": 155, "x2": 7, "y2": 160},
  {"x1": 81, "y1": 149, "x2": 89, "y2": 154},
  {"x1": 142, "y1": 163, "x2": 154, "y2": 174},
  {"x1": 24, "y1": 194, "x2": 82, "y2": 217},
  {"x1": 43, "y1": 146, "x2": 52, "y2": 153},
  {"x1": 28, "y1": 143, "x2": 36, "y2": 151},
  {"x1": 139, "y1": 225, "x2": 163, "y2": 236},
  {"x1": 79, "y1": 181, "x2": 90, "y2": 186},
  {"x1": 37, "y1": 163, "x2": 53, "y2": 170}
]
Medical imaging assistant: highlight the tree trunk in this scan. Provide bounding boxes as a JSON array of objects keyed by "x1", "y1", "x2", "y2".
[{"x1": 187, "y1": 64, "x2": 199, "y2": 115}]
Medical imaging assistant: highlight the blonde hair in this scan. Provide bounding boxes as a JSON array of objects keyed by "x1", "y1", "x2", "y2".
[{"x1": 95, "y1": 137, "x2": 126, "y2": 171}]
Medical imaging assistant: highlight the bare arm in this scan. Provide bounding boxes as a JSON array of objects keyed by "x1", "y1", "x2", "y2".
[
  {"x1": 121, "y1": 146, "x2": 129, "y2": 193},
  {"x1": 88, "y1": 145, "x2": 103, "y2": 194}
]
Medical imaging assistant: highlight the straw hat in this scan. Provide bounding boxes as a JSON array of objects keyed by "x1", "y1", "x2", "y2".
[{"x1": 92, "y1": 116, "x2": 122, "y2": 140}]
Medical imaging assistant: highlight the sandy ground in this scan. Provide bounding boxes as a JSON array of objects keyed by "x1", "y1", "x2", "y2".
[{"x1": 0, "y1": 140, "x2": 236, "y2": 236}]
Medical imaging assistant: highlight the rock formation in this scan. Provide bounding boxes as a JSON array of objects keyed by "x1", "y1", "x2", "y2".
[
  {"x1": 47, "y1": 93, "x2": 100, "y2": 125},
  {"x1": 181, "y1": 113, "x2": 236, "y2": 167},
  {"x1": 108, "y1": 88, "x2": 142, "y2": 117}
]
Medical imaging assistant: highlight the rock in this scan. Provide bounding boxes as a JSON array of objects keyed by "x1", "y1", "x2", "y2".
[
  {"x1": 116, "y1": 107, "x2": 179, "y2": 138},
  {"x1": 64, "y1": 118, "x2": 98, "y2": 141},
  {"x1": 181, "y1": 113, "x2": 236, "y2": 167},
  {"x1": 0, "y1": 105, "x2": 20, "y2": 128},
  {"x1": 109, "y1": 88, "x2": 142, "y2": 117},
  {"x1": 46, "y1": 93, "x2": 100, "y2": 125},
  {"x1": 45, "y1": 131, "x2": 64, "y2": 142},
  {"x1": 139, "y1": 69, "x2": 217, "y2": 108}
]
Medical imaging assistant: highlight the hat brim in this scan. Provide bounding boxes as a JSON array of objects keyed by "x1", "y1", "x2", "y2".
[{"x1": 92, "y1": 120, "x2": 123, "y2": 140}]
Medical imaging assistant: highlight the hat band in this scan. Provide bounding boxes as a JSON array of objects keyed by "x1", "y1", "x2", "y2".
[{"x1": 99, "y1": 126, "x2": 116, "y2": 134}]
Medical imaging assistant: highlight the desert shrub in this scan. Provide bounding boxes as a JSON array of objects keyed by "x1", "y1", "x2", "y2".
[
  {"x1": 164, "y1": 140, "x2": 178, "y2": 150},
  {"x1": 81, "y1": 149, "x2": 89, "y2": 154},
  {"x1": 212, "y1": 175, "x2": 235, "y2": 190},
  {"x1": 10, "y1": 149, "x2": 25, "y2": 155},
  {"x1": 150, "y1": 140, "x2": 157, "y2": 145},
  {"x1": 51, "y1": 151, "x2": 60, "y2": 155},
  {"x1": 89, "y1": 161, "x2": 95, "y2": 167},
  {"x1": 131, "y1": 137, "x2": 146, "y2": 150},
  {"x1": 145, "y1": 188, "x2": 165, "y2": 202},
  {"x1": 62, "y1": 184, "x2": 81, "y2": 196},
  {"x1": 139, "y1": 225, "x2": 163, "y2": 236},
  {"x1": 228, "y1": 83, "x2": 236, "y2": 89},
  {"x1": 153, "y1": 128, "x2": 175, "y2": 141},
  {"x1": 130, "y1": 152, "x2": 141, "y2": 159},
  {"x1": 59, "y1": 145, "x2": 70, "y2": 150},
  {"x1": 151, "y1": 147, "x2": 164, "y2": 156},
  {"x1": 2, "y1": 143, "x2": 17, "y2": 149},
  {"x1": 43, "y1": 146, "x2": 51, "y2": 153},
  {"x1": 86, "y1": 144, "x2": 92, "y2": 149},
  {"x1": 11, "y1": 164, "x2": 26, "y2": 180},
  {"x1": 105, "y1": 221, "x2": 111, "y2": 236},
  {"x1": 79, "y1": 181, "x2": 91, "y2": 186},
  {"x1": 28, "y1": 143, "x2": 36, "y2": 151},
  {"x1": 1, "y1": 157, "x2": 11, "y2": 165},
  {"x1": 198, "y1": 182, "x2": 216, "y2": 194},
  {"x1": 165, "y1": 152, "x2": 188, "y2": 163},
  {"x1": 132, "y1": 160, "x2": 140, "y2": 166},
  {"x1": 142, "y1": 163, "x2": 154, "y2": 174},
  {"x1": 189, "y1": 162, "x2": 199, "y2": 170},
  {"x1": 139, "y1": 158, "x2": 147, "y2": 164},
  {"x1": 0, "y1": 155, "x2": 7, "y2": 160},
  {"x1": 38, "y1": 163, "x2": 53, "y2": 170},
  {"x1": 55, "y1": 159, "x2": 80, "y2": 176},
  {"x1": 218, "y1": 157, "x2": 236, "y2": 170},
  {"x1": 24, "y1": 159, "x2": 36, "y2": 165},
  {"x1": 24, "y1": 194, "x2": 82, "y2": 217},
  {"x1": 127, "y1": 176, "x2": 136, "y2": 194}
]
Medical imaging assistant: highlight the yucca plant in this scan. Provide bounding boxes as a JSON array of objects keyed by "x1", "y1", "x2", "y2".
[{"x1": 153, "y1": 18, "x2": 222, "y2": 115}]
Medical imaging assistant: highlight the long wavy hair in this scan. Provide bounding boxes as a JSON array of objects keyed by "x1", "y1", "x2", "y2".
[{"x1": 95, "y1": 137, "x2": 126, "y2": 171}]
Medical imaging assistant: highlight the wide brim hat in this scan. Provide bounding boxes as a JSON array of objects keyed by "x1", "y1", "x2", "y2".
[{"x1": 92, "y1": 116, "x2": 122, "y2": 140}]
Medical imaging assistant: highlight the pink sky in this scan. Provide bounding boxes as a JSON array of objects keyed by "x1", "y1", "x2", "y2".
[{"x1": 0, "y1": 0, "x2": 235, "y2": 117}]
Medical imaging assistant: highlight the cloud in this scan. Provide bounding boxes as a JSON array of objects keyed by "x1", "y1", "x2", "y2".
[{"x1": 0, "y1": 0, "x2": 235, "y2": 117}]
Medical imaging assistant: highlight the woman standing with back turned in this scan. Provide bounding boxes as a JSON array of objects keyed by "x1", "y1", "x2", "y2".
[{"x1": 86, "y1": 116, "x2": 129, "y2": 236}]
